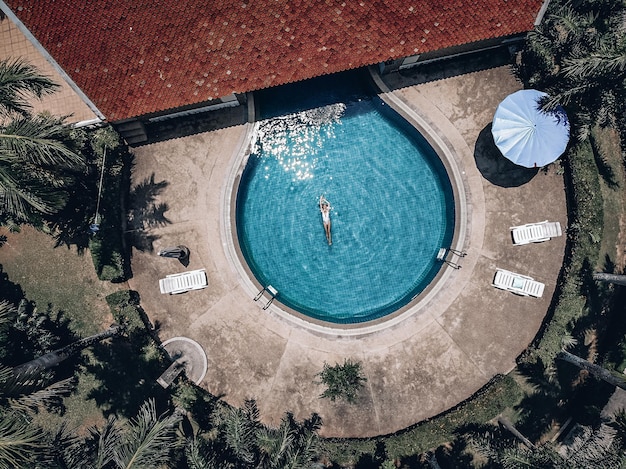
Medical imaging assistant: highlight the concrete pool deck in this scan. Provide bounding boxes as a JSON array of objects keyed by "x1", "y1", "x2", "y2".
[{"x1": 128, "y1": 63, "x2": 567, "y2": 438}]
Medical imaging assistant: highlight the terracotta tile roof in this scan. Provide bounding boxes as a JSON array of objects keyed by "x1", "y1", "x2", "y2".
[{"x1": 5, "y1": 0, "x2": 543, "y2": 121}]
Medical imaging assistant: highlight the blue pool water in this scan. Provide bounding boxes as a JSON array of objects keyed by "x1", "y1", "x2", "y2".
[{"x1": 236, "y1": 73, "x2": 454, "y2": 323}]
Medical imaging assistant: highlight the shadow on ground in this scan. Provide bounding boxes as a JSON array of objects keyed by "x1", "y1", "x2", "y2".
[
  {"x1": 474, "y1": 124, "x2": 539, "y2": 187},
  {"x1": 136, "y1": 104, "x2": 247, "y2": 146},
  {"x1": 85, "y1": 337, "x2": 171, "y2": 419},
  {"x1": 126, "y1": 173, "x2": 171, "y2": 253},
  {"x1": 384, "y1": 46, "x2": 516, "y2": 90}
]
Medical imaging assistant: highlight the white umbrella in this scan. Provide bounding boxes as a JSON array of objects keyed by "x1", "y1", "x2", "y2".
[{"x1": 492, "y1": 89, "x2": 570, "y2": 168}]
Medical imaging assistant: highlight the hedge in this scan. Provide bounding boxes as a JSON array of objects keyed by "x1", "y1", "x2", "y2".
[
  {"x1": 88, "y1": 127, "x2": 131, "y2": 282},
  {"x1": 320, "y1": 374, "x2": 523, "y2": 464},
  {"x1": 522, "y1": 138, "x2": 603, "y2": 367}
]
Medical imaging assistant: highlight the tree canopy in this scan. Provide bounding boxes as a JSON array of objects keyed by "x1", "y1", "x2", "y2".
[
  {"x1": 515, "y1": 0, "x2": 626, "y2": 140},
  {"x1": 0, "y1": 58, "x2": 85, "y2": 225}
]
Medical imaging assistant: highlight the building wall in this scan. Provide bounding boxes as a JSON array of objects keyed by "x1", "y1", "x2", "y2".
[{"x1": 381, "y1": 34, "x2": 526, "y2": 74}]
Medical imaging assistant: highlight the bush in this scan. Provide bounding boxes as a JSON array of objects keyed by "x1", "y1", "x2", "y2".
[
  {"x1": 88, "y1": 127, "x2": 132, "y2": 282},
  {"x1": 315, "y1": 359, "x2": 367, "y2": 404},
  {"x1": 105, "y1": 290, "x2": 149, "y2": 336},
  {"x1": 90, "y1": 237, "x2": 126, "y2": 281}
]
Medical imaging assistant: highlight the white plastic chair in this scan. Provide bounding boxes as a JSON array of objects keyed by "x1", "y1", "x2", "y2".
[
  {"x1": 510, "y1": 220, "x2": 562, "y2": 245},
  {"x1": 492, "y1": 268, "x2": 545, "y2": 298},
  {"x1": 159, "y1": 269, "x2": 208, "y2": 295}
]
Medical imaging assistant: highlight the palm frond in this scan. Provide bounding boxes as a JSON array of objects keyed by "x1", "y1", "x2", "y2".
[
  {"x1": 500, "y1": 443, "x2": 560, "y2": 469},
  {"x1": 467, "y1": 427, "x2": 514, "y2": 463},
  {"x1": 0, "y1": 114, "x2": 83, "y2": 168},
  {"x1": 257, "y1": 412, "x2": 321, "y2": 469},
  {"x1": 0, "y1": 58, "x2": 59, "y2": 119},
  {"x1": 0, "y1": 171, "x2": 59, "y2": 218},
  {"x1": 114, "y1": 398, "x2": 182, "y2": 469},
  {"x1": 9, "y1": 376, "x2": 75, "y2": 413},
  {"x1": 90, "y1": 416, "x2": 122, "y2": 469},
  {"x1": 563, "y1": 51, "x2": 626, "y2": 79},
  {"x1": 0, "y1": 116, "x2": 80, "y2": 218},
  {"x1": 549, "y1": 5, "x2": 585, "y2": 46},
  {"x1": 0, "y1": 366, "x2": 50, "y2": 401},
  {"x1": 221, "y1": 406, "x2": 257, "y2": 465},
  {"x1": 0, "y1": 410, "x2": 46, "y2": 469},
  {"x1": 280, "y1": 443, "x2": 317, "y2": 469},
  {"x1": 185, "y1": 436, "x2": 229, "y2": 469},
  {"x1": 0, "y1": 301, "x2": 15, "y2": 336},
  {"x1": 609, "y1": 409, "x2": 626, "y2": 445},
  {"x1": 240, "y1": 398, "x2": 261, "y2": 425},
  {"x1": 544, "y1": 82, "x2": 594, "y2": 108},
  {"x1": 47, "y1": 423, "x2": 90, "y2": 469},
  {"x1": 558, "y1": 423, "x2": 622, "y2": 468},
  {"x1": 257, "y1": 423, "x2": 294, "y2": 468}
]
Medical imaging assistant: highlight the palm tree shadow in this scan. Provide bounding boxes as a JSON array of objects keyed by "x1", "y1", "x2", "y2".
[
  {"x1": 474, "y1": 124, "x2": 539, "y2": 187},
  {"x1": 127, "y1": 173, "x2": 171, "y2": 252},
  {"x1": 84, "y1": 337, "x2": 171, "y2": 419},
  {"x1": 513, "y1": 363, "x2": 559, "y2": 435}
]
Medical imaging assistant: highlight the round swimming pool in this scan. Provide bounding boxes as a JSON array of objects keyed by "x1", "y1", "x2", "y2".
[{"x1": 236, "y1": 79, "x2": 454, "y2": 324}]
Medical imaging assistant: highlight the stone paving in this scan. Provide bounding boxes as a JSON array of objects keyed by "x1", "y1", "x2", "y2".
[{"x1": 127, "y1": 61, "x2": 567, "y2": 437}]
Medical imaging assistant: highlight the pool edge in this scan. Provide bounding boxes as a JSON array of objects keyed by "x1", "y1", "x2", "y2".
[{"x1": 221, "y1": 72, "x2": 483, "y2": 338}]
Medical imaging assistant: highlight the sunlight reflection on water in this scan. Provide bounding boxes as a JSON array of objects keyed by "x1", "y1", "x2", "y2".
[{"x1": 251, "y1": 103, "x2": 346, "y2": 182}]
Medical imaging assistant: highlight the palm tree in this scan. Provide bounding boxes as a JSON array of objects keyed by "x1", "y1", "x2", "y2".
[
  {"x1": 185, "y1": 436, "x2": 223, "y2": 469},
  {"x1": 515, "y1": 0, "x2": 626, "y2": 140},
  {"x1": 468, "y1": 421, "x2": 624, "y2": 468},
  {"x1": 207, "y1": 399, "x2": 260, "y2": 466},
  {"x1": 105, "y1": 399, "x2": 183, "y2": 469},
  {"x1": 197, "y1": 399, "x2": 322, "y2": 468},
  {"x1": 13, "y1": 324, "x2": 122, "y2": 375},
  {"x1": 556, "y1": 349, "x2": 626, "y2": 390},
  {"x1": 593, "y1": 272, "x2": 626, "y2": 286},
  {"x1": 0, "y1": 58, "x2": 59, "y2": 119},
  {"x1": 315, "y1": 359, "x2": 367, "y2": 404},
  {"x1": 0, "y1": 409, "x2": 48, "y2": 469},
  {"x1": 52, "y1": 399, "x2": 183, "y2": 469},
  {"x1": 256, "y1": 411, "x2": 321, "y2": 468},
  {"x1": 0, "y1": 300, "x2": 121, "y2": 416},
  {"x1": 0, "y1": 58, "x2": 85, "y2": 224},
  {"x1": 0, "y1": 301, "x2": 75, "y2": 413}
]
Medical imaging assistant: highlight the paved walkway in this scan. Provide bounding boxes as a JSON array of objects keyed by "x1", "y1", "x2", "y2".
[{"x1": 128, "y1": 63, "x2": 567, "y2": 438}]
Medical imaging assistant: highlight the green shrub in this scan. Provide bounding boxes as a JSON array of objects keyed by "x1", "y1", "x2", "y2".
[
  {"x1": 315, "y1": 359, "x2": 367, "y2": 404},
  {"x1": 88, "y1": 127, "x2": 131, "y2": 282},
  {"x1": 105, "y1": 290, "x2": 147, "y2": 335},
  {"x1": 90, "y1": 236, "x2": 126, "y2": 281}
]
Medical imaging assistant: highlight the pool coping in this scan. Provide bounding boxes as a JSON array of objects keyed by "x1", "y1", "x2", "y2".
[{"x1": 220, "y1": 68, "x2": 482, "y2": 337}]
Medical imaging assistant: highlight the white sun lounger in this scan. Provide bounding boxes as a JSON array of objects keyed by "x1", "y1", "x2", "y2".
[
  {"x1": 510, "y1": 220, "x2": 562, "y2": 245},
  {"x1": 159, "y1": 269, "x2": 208, "y2": 295},
  {"x1": 492, "y1": 269, "x2": 545, "y2": 298}
]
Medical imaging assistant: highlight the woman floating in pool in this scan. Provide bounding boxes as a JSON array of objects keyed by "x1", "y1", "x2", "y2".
[{"x1": 319, "y1": 195, "x2": 332, "y2": 245}]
